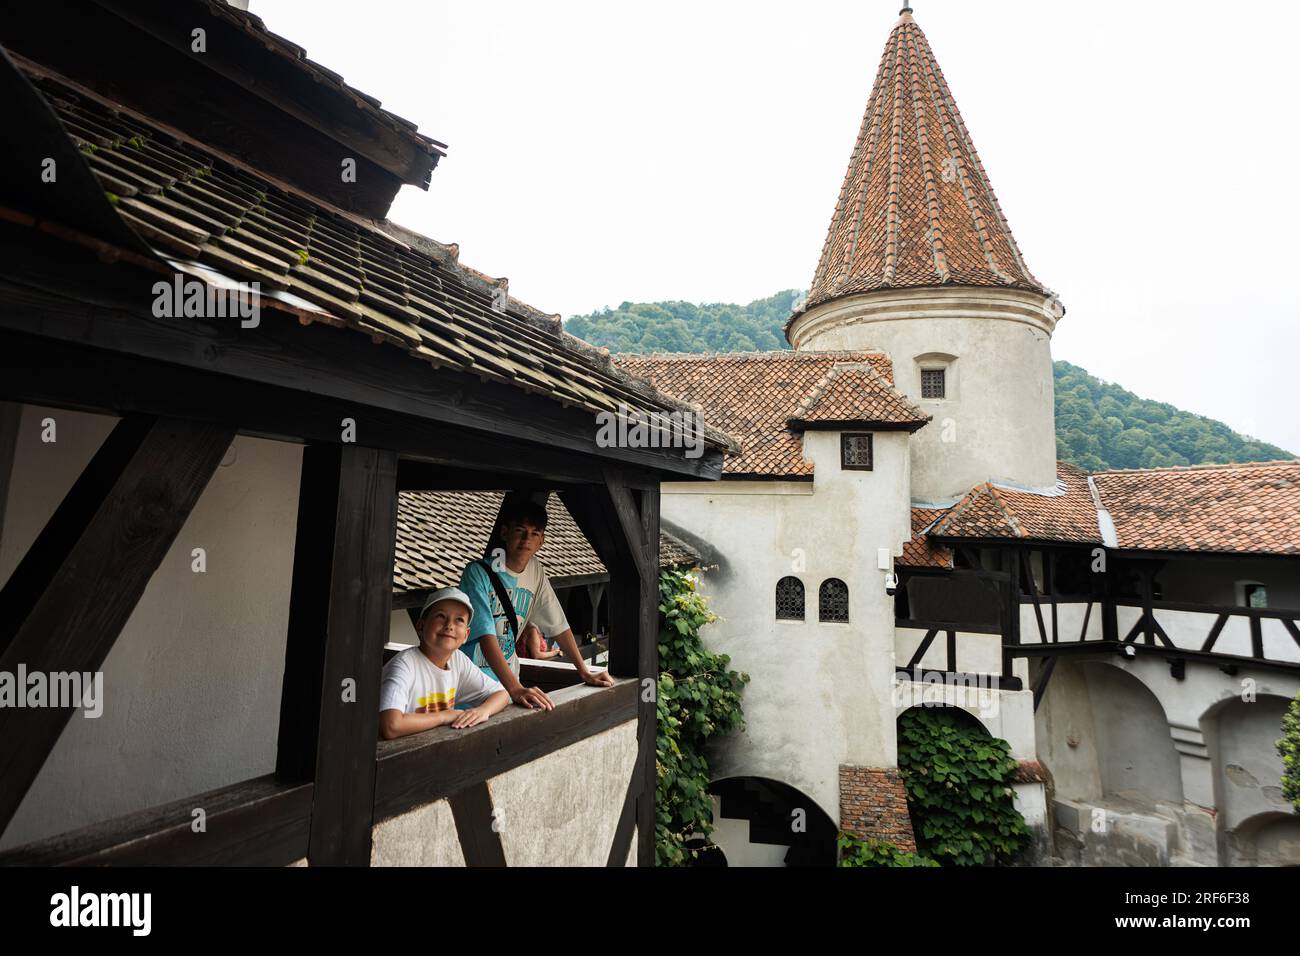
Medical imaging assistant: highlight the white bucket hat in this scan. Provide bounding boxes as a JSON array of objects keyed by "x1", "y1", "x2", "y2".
[{"x1": 419, "y1": 586, "x2": 474, "y2": 623}]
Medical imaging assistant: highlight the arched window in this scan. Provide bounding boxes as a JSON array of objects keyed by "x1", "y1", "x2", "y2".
[
  {"x1": 776, "y1": 577, "x2": 805, "y2": 621},
  {"x1": 819, "y1": 578, "x2": 849, "y2": 623}
]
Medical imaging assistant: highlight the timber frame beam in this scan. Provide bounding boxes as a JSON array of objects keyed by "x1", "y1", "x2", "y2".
[{"x1": 0, "y1": 415, "x2": 234, "y2": 836}]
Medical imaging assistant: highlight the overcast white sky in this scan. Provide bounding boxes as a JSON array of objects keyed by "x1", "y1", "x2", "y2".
[{"x1": 253, "y1": 0, "x2": 1300, "y2": 453}]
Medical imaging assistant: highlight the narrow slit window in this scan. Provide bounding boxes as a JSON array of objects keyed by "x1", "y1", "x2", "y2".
[
  {"x1": 819, "y1": 578, "x2": 849, "y2": 623},
  {"x1": 841, "y1": 433, "x2": 873, "y2": 471},
  {"x1": 776, "y1": 576, "x2": 805, "y2": 621},
  {"x1": 921, "y1": 368, "x2": 946, "y2": 400}
]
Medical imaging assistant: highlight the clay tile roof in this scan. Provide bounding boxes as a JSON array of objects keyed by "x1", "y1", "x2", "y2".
[
  {"x1": 805, "y1": 10, "x2": 1048, "y2": 312},
  {"x1": 18, "y1": 69, "x2": 733, "y2": 456},
  {"x1": 393, "y1": 491, "x2": 701, "y2": 594},
  {"x1": 614, "y1": 351, "x2": 925, "y2": 478},
  {"x1": 900, "y1": 506, "x2": 954, "y2": 569},
  {"x1": 1093, "y1": 460, "x2": 1300, "y2": 556},
  {"x1": 929, "y1": 463, "x2": 1103, "y2": 545},
  {"x1": 789, "y1": 362, "x2": 929, "y2": 429}
]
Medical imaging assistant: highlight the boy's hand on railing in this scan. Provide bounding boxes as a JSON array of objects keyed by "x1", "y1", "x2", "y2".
[
  {"x1": 450, "y1": 706, "x2": 493, "y2": 729},
  {"x1": 579, "y1": 668, "x2": 615, "y2": 688},
  {"x1": 511, "y1": 685, "x2": 554, "y2": 711}
]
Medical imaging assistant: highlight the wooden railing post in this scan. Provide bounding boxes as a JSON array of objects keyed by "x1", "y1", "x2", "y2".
[{"x1": 277, "y1": 443, "x2": 398, "y2": 866}]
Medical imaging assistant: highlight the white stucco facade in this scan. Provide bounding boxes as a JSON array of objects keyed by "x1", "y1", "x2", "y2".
[
  {"x1": 789, "y1": 287, "x2": 1060, "y2": 500},
  {"x1": 662, "y1": 429, "x2": 912, "y2": 823}
]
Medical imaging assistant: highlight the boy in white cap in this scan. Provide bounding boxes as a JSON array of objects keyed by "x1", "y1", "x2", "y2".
[{"x1": 378, "y1": 587, "x2": 510, "y2": 740}]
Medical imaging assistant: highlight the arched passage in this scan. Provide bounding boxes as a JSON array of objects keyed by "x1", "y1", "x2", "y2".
[
  {"x1": 1201, "y1": 693, "x2": 1296, "y2": 859},
  {"x1": 706, "y1": 776, "x2": 838, "y2": 867},
  {"x1": 1225, "y1": 811, "x2": 1300, "y2": 866}
]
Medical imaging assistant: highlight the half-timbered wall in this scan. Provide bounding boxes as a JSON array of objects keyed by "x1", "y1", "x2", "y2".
[{"x1": 0, "y1": 404, "x2": 301, "y2": 850}]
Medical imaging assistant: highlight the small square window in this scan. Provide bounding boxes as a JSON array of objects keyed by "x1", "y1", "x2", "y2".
[
  {"x1": 1244, "y1": 584, "x2": 1268, "y2": 609},
  {"x1": 841, "y1": 433, "x2": 873, "y2": 471},
  {"x1": 921, "y1": 368, "x2": 946, "y2": 400}
]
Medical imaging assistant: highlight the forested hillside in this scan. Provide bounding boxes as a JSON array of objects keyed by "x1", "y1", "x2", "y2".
[{"x1": 567, "y1": 293, "x2": 1292, "y2": 471}]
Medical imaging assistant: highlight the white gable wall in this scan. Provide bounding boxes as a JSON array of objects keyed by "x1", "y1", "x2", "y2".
[{"x1": 661, "y1": 429, "x2": 912, "y2": 823}]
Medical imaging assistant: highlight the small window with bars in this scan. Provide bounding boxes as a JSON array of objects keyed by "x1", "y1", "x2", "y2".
[
  {"x1": 819, "y1": 578, "x2": 849, "y2": 623},
  {"x1": 841, "y1": 433, "x2": 873, "y2": 471},
  {"x1": 921, "y1": 367, "x2": 946, "y2": 400},
  {"x1": 776, "y1": 576, "x2": 805, "y2": 621}
]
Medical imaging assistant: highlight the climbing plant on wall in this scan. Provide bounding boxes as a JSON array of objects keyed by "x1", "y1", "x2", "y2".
[
  {"x1": 655, "y1": 566, "x2": 749, "y2": 866},
  {"x1": 1280, "y1": 691, "x2": 1300, "y2": 812},
  {"x1": 896, "y1": 707, "x2": 1030, "y2": 865}
]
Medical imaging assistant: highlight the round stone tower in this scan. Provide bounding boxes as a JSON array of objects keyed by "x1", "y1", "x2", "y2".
[{"x1": 787, "y1": 7, "x2": 1061, "y2": 502}]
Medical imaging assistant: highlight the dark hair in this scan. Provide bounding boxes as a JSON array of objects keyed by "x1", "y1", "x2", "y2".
[{"x1": 498, "y1": 495, "x2": 549, "y2": 532}]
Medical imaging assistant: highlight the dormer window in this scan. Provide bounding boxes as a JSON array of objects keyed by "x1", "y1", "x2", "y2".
[
  {"x1": 841, "y1": 433, "x2": 873, "y2": 471},
  {"x1": 921, "y1": 368, "x2": 946, "y2": 400}
]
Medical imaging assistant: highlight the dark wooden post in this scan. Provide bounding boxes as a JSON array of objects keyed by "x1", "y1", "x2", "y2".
[
  {"x1": 277, "y1": 443, "x2": 398, "y2": 866},
  {"x1": 1001, "y1": 548, "x2": 1021, "y2": 680},
  {"x1": 1101, "y1": 554, "x2": 1119, "y2": 644},
  {"x1": 560, "y1": 472, "x2": 659, "y2": 866},
  {"x1": 0, "y1": 416, "x2": 234, "y2": 836}
]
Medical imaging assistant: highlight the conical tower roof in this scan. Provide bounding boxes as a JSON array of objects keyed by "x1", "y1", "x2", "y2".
[{"x1": 807, "y1": 8, "x2": 1048, "y2": 310}]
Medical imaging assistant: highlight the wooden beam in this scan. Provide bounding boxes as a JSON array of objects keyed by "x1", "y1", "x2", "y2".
[
  {"x1": 1032, "y1": 657, "x2": 1058, "y2": 712},
  {"x1": 448, "y1": 783, "x2": 507, "y2": 867},
  {"x1": 1200, "y1": 613, "x2": 1230, "y2": 653},
  {"x1": 373, "y1": 681, "x2": 636, "y2": 822},
  {"x1": 0, "y1": 775, "x2": 311, "y2": 866},
  {"x1": 0, "y1": 281, "x2": 725, "y2": 481},
  {"x1": 907, "y1": 629, "x2": 939, "y2": 670},
  {"x1": 276, "y1": 444, "x2": 398, "y2": 866},
  {"x1": 0, "y1": 416, "x2": 234, "y2": 836},
  {"x1": 557, "y1": 476, "x2": 658, "y2": 865}
]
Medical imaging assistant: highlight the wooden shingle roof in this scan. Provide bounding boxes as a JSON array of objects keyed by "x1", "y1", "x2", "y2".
[
  {"x1": 393, "y1": 491, "x2": 701, "y2": 594},
  {"x1": 16, "y1": 66, "x2": 734, "y2": 454}
]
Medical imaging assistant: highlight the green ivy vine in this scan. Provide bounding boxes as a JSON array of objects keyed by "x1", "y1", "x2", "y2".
[
  {"x1": 897, "y1": 707, "x2": 1030, "y2": 865},
  {"x1": 837, "y1": 832, "x2": 939, "y2": 867},
  {"x1": 1280, "y1": 691, "x2": 1300, "y2": 812},
  {"x1": 655, "y1": 567, "x2": 749, "y2": 866}
]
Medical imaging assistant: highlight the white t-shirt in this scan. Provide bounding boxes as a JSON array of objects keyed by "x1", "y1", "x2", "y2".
[{"x1": 378, "y1": 647, "x2": 503, "y2": 715}]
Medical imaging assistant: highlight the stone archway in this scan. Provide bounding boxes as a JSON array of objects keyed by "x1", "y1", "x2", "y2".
[
  {"x1": 705, "y1": 776, "x2": 839, "y2": 867},
  {"x1": 1225, "y1": 811, "x2": 1300, "y2": 866}
]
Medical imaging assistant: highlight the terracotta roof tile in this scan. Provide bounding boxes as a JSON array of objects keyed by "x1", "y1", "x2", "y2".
[
  {"x1": 900, "y1": 506, "x2": 953, "y2": 568},
  {"x1": 804, "y1": 11, "x2": 1048, "y2": 313},
  {"x1": 614, "y1": 351, "x2": 924, "y2": 478},
  {"x1": 929, "y1": 463, "x2": 1102, "y2": 544},
  {"x1": 789, "y1": 362, "x2": 929, "y2": 429},
  {"x1": 1094, "y1": 461, "x2": 1300, "y2": 556},
  {"x1": 393, "y1": 491, "x2": 700, "y2": 594}
]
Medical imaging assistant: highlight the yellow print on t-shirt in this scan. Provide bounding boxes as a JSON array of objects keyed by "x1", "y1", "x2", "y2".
[{"x1": 415, "y1": 688, "x2": 456, "y2": 712}]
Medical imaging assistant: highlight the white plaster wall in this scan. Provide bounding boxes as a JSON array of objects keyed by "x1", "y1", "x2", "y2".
[
  {"x1": 389, "y1": 609, "x2": 417, "y2": 646},
  {"x1": 1204, "y1": 696, "x2": 1294, "y2": 833},
  {"x1": 789, "y1": 288, "x2": 1058, "y2": 500},
  {"x1": 661, "y1": 430, "x2": 912, "y2": 824},
  {"x1": 488, "y1": 720, "x2": 637, "y2": 867},
  {"x1": 371, "y1": 798, "x2": 466, "y2": 867},
  {"x1": 1033, "y1": 659, "x2": 1103, "y2": 801},
  {"x1": 1082, "y1": 662, "x2": 1184, "y2": 804},
  {"x1": 0, "y1": 405, "x2": 301, "y2": 850}
]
